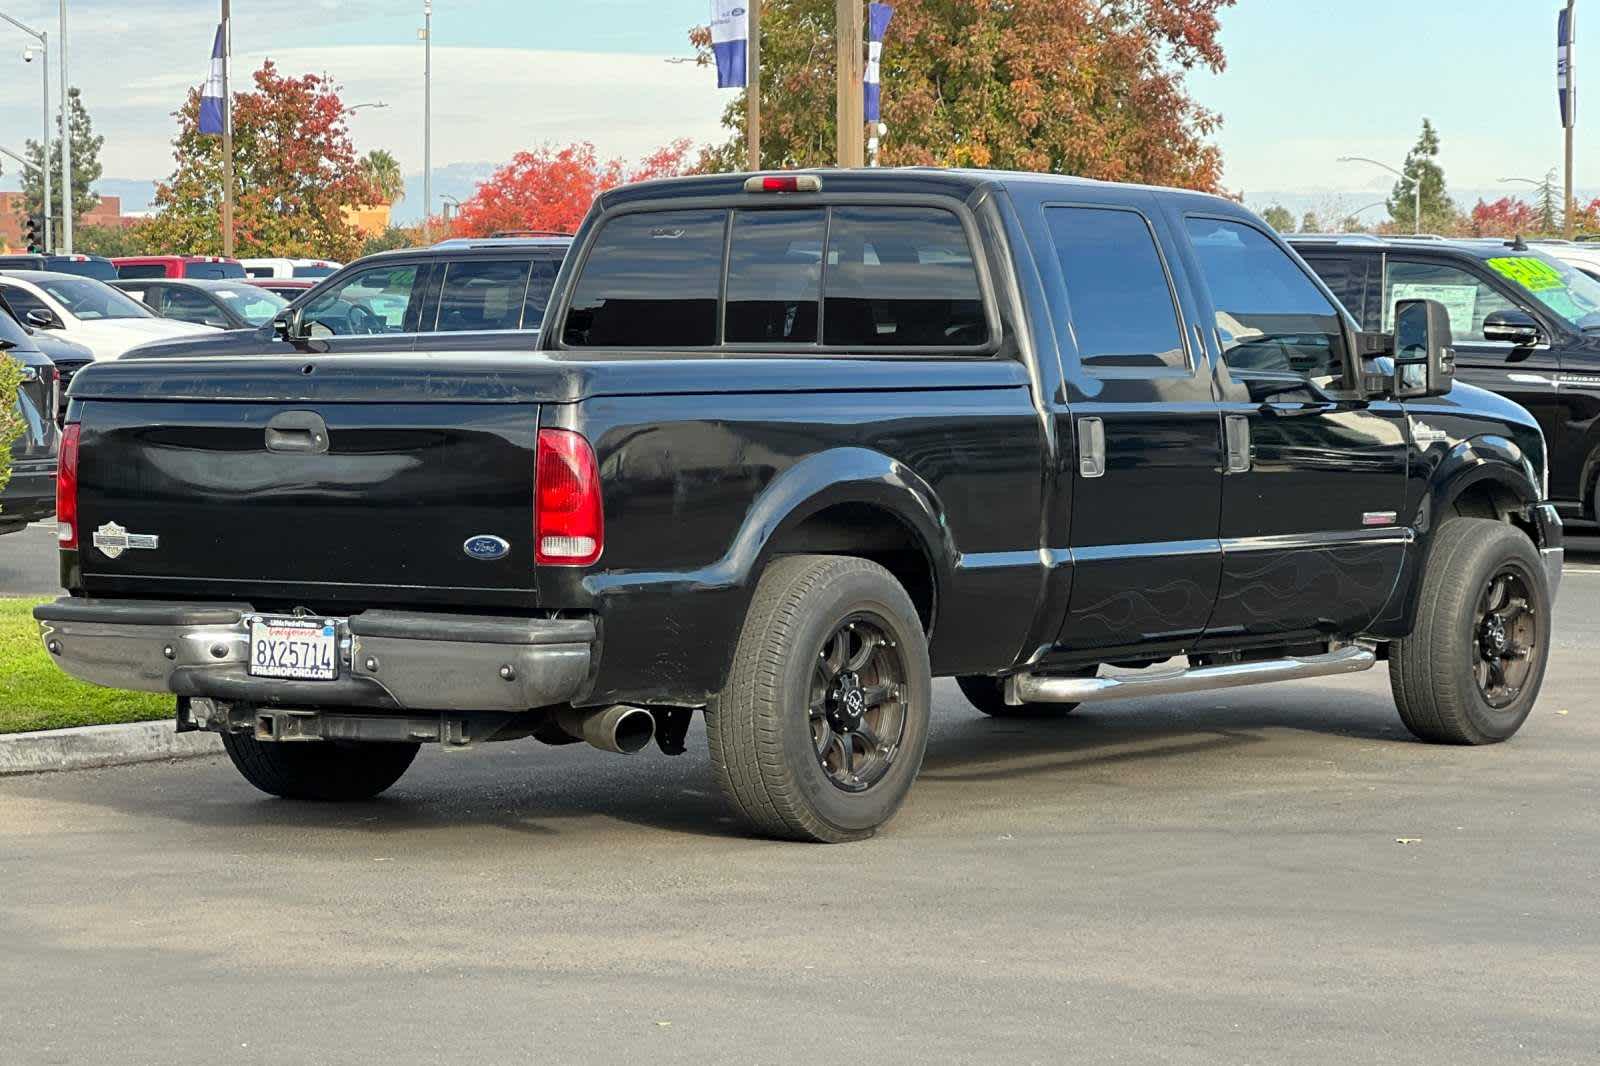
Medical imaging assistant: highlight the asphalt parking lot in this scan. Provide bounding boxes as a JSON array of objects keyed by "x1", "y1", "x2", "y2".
[{"x1": 1, "y1": 535, "x2": 1598, "y2": 1063}]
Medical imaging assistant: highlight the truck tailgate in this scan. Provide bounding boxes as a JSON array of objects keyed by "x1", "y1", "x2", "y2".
[{"x1": 74, "y1": 399, "x2": 540, "y2": 607}]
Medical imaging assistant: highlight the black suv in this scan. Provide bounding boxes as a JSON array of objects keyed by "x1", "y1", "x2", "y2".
[
  {"x1": 120, "y1": 236, "x2": 573, "y2": 360},
  {"x1": 0, "y1": 253, "x2": 118, "y2": 282},
  {"x1": 1291, "y1": 235, "x2": 1600, "y2": 525},
  {"x1": 0, "y1": 291, "x2": 60, "y2": 534}
]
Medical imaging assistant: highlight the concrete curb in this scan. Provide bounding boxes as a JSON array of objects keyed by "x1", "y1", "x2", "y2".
[{"x1": 0, "y1": 720, "x2": 222, "y2": 776}]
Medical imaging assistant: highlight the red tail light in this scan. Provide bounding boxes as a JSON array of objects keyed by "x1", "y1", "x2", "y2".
[
  {"x1": 535, "y1": 429, "x2": 603, "y2": 566},
  {"x1": 57, "y1": 423, "x2": 80, "y2": 550}
]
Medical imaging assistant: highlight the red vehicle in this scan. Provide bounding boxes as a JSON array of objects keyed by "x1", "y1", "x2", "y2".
[
  {"x1": 112, "y1": 255, "x2": 246, "y2": 281},
  {"x1": 243, "y1": 278, "x2": 316, "y2": 300}
]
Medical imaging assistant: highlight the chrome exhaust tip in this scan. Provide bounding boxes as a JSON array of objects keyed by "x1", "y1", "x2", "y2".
[{"x1": 557, "y1": 705, "x2": 656, "y2": 755}]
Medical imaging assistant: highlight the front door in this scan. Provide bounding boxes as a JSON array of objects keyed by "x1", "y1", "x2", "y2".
[
  {"x1": 1030, "y1": 193, "x2": 1224, "y2": 661},
  {"x1": 293, "y1": 260, "x2": 430, "y2": 355},
  {"x1": 1178, "y1": 215, "x2": 1410, "y2": 645},
  {"x1": 1382, "y1": 256, "x2": 1565, "y2": 461}
]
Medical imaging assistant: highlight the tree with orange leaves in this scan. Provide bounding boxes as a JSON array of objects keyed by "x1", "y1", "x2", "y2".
[
  {"x1": 449, "y1": 141, "x2": 696, "y2": 238},
  {"x1": 690, "y1": 0, "x2": 1233, "y2": 191}
]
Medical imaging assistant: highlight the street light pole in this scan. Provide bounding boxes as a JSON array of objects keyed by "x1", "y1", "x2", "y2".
[
  {"x1": 835, "y1": 0, "x2": 864, "y2": 167},
  {"x1": 0, "y1": 12, "x2": 51, "y2": 251},
  {"x1": 59, "y1": 0, "x2": 71, "y2": 253},
  {"x1": 746, "y1": 0, "x2": 761, "y2": 171},
  {"x1": 220, "y1": 0, "x2": 234, "y2": 257},
  {"x1": 1338, "y1": 155, "x2": 1420, "y2": 235},
  {"x1": 1565, "y1": 0, "x2": 1578, "y2": 237},
  {"x1": 422, "y1": 0, "x2": 432, "y2": 240}
]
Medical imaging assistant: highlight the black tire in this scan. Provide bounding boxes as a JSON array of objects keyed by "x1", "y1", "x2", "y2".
[
  {"x1": 221, "y1": 734, "x2": 420, "y2": 801},
  {"x1": 1389, "y1": 518, "x2": 1551, "y2": 745},
  {"x1": 956, "y1": 673, "x2": 1084, "y2": 717},
  {"x1": 706, "y1": 555, "x2": 932, "y2": 843}
]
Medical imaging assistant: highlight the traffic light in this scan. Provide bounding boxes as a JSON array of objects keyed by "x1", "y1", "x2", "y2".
[{"x1": 23, "y1": 216, "x2": 42, "y2": 254}]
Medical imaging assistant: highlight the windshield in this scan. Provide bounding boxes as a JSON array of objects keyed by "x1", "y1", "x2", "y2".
[
  {"x1": 35, "y1": 277, "x2": 156, "y2": 321},
  {"x1": 1485, "y1": 253, "x2": 1600, "y2": 331},
  {"x1": 212, "y1": 285, "x2": 289, "y2": 326}
]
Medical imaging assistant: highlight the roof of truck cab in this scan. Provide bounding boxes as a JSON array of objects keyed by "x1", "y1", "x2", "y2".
[
  {"x1": 1286, "y1": 234, "x2": 1542, "y2": 260},
  {"x1": 597, "y1": 167, "x2": 1246, "y2": 214}
]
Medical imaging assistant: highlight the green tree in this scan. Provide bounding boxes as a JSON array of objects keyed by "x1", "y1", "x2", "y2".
[
  {"x1": 1387, "y1": 118, "x2": 1457, "y2": 233},
  {"x1": 1300, "y1": 211, "x2": 1320, "y2": 233},
  {"x1": 690, "y1": 0, "x2": 1234, "y2": 190},
  {"x1": 361, "y1": 149, "x2": 406, "y2": 206},
  {"x1": 16, "y1": 88, "x2": 104, "y2": 239},
  {"x1": 141, "y1": 61, "x2": 379, "y2": 260},
  {"x1": 75, "y1": 222, "x2": 154, "y2": 258},
  {"x1": 1260, "y1": 204, "x2": 1295, "y2": 232},
  {"x1": 360, "y1": 224, "x2": 423, "y2": 256}
]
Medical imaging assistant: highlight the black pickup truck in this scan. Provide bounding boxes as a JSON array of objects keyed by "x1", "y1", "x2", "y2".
[{"x1": 38, "y1": 170, "x2": 1563, "y2": 842}]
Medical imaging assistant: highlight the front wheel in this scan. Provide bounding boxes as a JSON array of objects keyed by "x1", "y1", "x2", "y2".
[
  {"x1": 707, "y1": 555, "x2": 932, "y2": 843},
  {"x1": 1389, "y1": 518, "x2": 1551, "y2": 745},
  {"x1": 221, "y1": 734, "x2": 420, "y2": 801}
]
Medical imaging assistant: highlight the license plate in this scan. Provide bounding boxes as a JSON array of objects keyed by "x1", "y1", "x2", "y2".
[{"x1": 248, "y1": 617, "x2": 340, "y2": 681}]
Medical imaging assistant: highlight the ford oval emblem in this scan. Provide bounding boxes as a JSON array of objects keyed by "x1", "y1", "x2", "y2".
[{"x1": 463, "y1": 535, "x2": 511, "y2": 561}]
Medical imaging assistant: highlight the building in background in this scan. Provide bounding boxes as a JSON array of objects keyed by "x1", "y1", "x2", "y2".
[{"x1": 0, "y1": 193, "x2": 138, "y2": 252}]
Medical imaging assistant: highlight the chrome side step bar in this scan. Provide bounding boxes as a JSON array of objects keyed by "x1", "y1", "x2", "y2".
[{"x1": 1007, "y1": 645, "x2": 1376, "y2": 706}]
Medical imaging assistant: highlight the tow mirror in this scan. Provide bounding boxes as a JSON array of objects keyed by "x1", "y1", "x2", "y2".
[
  {"x1": 1482, "y1": 308, "x2": 1542, "y2": 346},
  {"x1": 1392, "y1": 298, "x2": 1456, "y2": 400}
]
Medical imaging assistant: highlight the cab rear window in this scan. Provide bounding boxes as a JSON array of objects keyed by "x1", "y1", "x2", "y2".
[{"x1": 562, "y1": 204, "x2": 989, "y2": 351}]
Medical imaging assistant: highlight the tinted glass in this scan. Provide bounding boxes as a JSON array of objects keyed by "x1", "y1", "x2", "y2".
[
  {"x1": 1186, "y1": 218, "x2": 1345, "y2": 379},
  {"x1": 214, "y1": 285, "x2": 289, "y2": 326},
  {"x1": 564, "y1": 209, "x2": 725, "y2": 346},
  {"x1": 1301, "y1": 255, "x2": 1371, "y2": 328},
  {"x1": 725, "y1": 209, "x2": 824, "y2": 344},
  {"x1": 522, "y1": 261, "x2": 560, "y2": 330},
  {"x1": 0, "y1": 291, "x2": 32, "y2": 348},
  {"x1": 188, "y1": 262, "x2": 246, "y2": 280},
  {"x1": 1383, "y1": 261, "x2": 1520, "y2": 343},
  {"x1": 0, "y1": 285, "x2": 50, "y2": 319},
  {"x1": 117, "y1": 263, "x2": 168, "y2": 279},
  {"x1": 293, "y1": 265, "x2": 337, "y2": 278},
  {"x1": 244, "y1": 266, "x2": 274, "y2": 278},
  {"x1": 48, "y1": 257, "x2": 118, "y2": 282},
  {"x1": 434, "y1": 260, "x2": 532, "y2": 332},
  {"x1": 162, "y1": 287, "x2": 232, "y2": 328},
  {"x1": 1046, "y1": 207, "x2": 1185, "y2": 369},
  {"x1": 822, "y1": 207, "x2": 985, "y2": 347},
  {"x1": 302, "y1": 264, "x2": 420, "y2": 337}
]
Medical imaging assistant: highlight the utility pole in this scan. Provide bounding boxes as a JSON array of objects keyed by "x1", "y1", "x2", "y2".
[
  {"x1": 746, "y1": 0, "x2": 761, "y2": 171},
  {"x1": 835, "y1": 0, "x2": 864, "y2": 167},
  {"x1": 422, "y1": 0, "x2": 433, "y2": 240},
  {"x1": 220, "y1": 0, "x2": 234, "y2": 257},
  {"x1": 0, "y1": 12, "x2": 51, "y2": 251},
  {"x1": 1565, "y1": 0, "x2": 1578, "y2": 237},
  {"x1": 59, "y1": 0, "x2": 71, "y2": 253}
]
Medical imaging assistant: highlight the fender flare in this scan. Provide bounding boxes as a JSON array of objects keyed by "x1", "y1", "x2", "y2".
[{"x1": 1425, "y1": 436, "x2": 1540, "y2": 534}]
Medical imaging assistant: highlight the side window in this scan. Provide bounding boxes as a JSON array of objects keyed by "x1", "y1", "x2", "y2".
[
  {"x1": 163, "y1": 288, "x2": 230, "y2": 328},
  {"x1": 432, "y1": 260, "x2": 532, "y2": 332},
  {"x1": 563, "y1": 209, "x2": 725, "y2": 346},
  {"x1": 116, "y1": 264, "x2": 166, "y2": 279},
  {"x1": 301, "y1": 265, "x2": 420, "y2": 337},
  {"x1": 0, "y1": 286, "x2": 50, "y2": 319},
  {"x1": 1046, "y1": 206, "x2": 1187, "y2": 370},
  {"x1": 1185, "y1": 218, "x2": 1346, "y2": 380},
  {"x1": 521, "y1": 261, "x2": 560, "y2": 330},
  {"x1": 1384, "y1": 260, "x2": 1520, "y2": 343},
  {"x1": 726, "y1": 209, "x2": 825, "y2": 344},
  {"x1": 118, "y1": 285, "x2": 154, "y2": 308},
  {"x1": 822, "y1": 206, "x2": 986, "y2": 347},
  {"x1": 1301, "y1": 255, "x2": 1375, "y2": 330}
]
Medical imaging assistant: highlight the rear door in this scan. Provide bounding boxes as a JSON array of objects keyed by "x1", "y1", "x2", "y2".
[
  {"x1": 412, "y1": 256, "x2": 548, "y2": 351},
  {"x1": 1181, "y1": 216, "x2": 1409, "y2": 645},
  {"x1": 1299, "y1": 252, "x2": 1380, "y2": 329},
  {"x1": 1031, "y1": 191, "x2": 1225, "y2": 659}
]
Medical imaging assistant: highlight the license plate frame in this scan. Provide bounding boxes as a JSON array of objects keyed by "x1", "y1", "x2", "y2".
[{"x1": 247, "y1": 616, "x2": 341, "y2": 682}]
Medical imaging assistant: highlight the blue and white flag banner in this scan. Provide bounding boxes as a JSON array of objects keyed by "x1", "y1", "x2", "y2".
[
  {"x1": 865, "y1": 2, "x2": 893, "y2": 122},
  {"x1": 1559, "y1": 7, "x2": 1576, "y2": 130},
  {"x1": 711, "y1": 1, "x2": 749, "y2": 89},
  {"x1": 199, "y1": 23, "x2": 226, "y2": 136}
]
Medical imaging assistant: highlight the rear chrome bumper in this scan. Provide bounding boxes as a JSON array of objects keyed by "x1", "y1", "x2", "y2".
[{"x1": 34, "y1": 599, "x2": 594, "y2": 713}]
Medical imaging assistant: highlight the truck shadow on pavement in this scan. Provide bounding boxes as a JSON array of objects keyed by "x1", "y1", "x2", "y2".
[{"x1": 50, "y1": 680, "x2": 1425, "y2": 845}]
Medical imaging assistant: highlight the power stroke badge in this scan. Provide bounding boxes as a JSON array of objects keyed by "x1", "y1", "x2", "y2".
[{"x1": 92, "y1": 522, "x2": 159, "y2": 560}]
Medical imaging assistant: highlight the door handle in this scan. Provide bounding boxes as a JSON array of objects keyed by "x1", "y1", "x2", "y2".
[
  {"x1": 1225, "y1": 415, "x2": 1251, "y2": 474},
  {"x1": 1077, "y1": 417, "x2": 1106, "y2": 479},
  {"x1": 265, "y1": 411, "x2": 330, "y2": 455}
]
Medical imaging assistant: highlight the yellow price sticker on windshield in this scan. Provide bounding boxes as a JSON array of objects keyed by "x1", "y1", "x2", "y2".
[{"x1": 1487, "y1": 256, "x2": 1565, "y2": 292}]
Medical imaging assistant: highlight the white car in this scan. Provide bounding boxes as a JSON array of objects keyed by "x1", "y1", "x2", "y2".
[
  {"x1": 239, "y1": 257, "x2": 341, "y2": 280},
  {"x1": 1531, "y1": 240, "x2": 1600, "y2": 283},
  {"x1": 0, "y1": 271, "x2": 219, "y2": 361}
]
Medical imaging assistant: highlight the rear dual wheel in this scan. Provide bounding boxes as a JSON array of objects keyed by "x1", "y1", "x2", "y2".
[{"x1": 707, "y1": 555, "x2": 932, "y2": 843}]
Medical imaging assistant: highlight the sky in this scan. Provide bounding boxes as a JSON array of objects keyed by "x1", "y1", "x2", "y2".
[{"x1": 0, "y1": 1, "x2": 1589, "y2": 224}]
